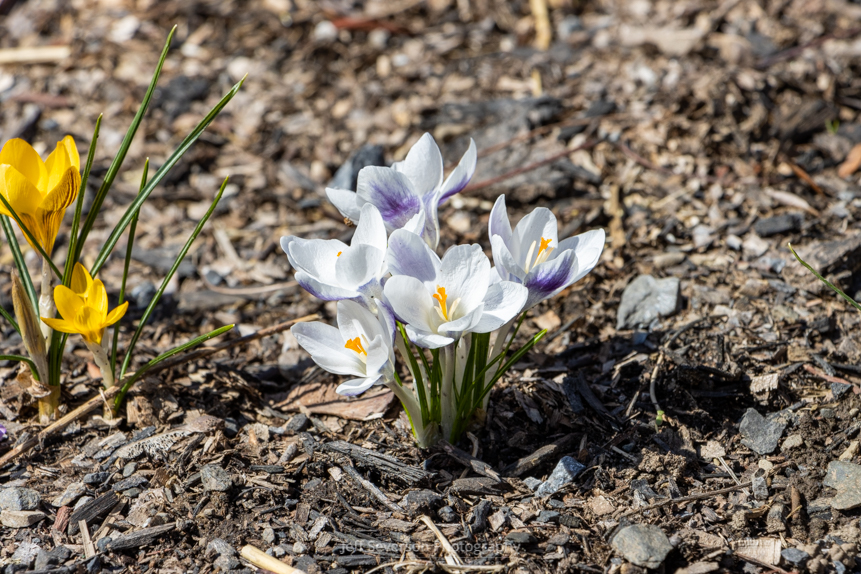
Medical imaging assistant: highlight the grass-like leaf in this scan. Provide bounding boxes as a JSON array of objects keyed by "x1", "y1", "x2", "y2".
[
  {"x1": 74, "y1": 28, "x2": 176, "y2": 264},
  {"x1": 0, "y1": 354, "x2": 40, "y2": 381},
  {"x1": 119, "y1": 178, "x2": 229, "y2": 378},
  {"x1": 0, "y1": 195, "x2": 62, "y2": 277},
  {"x1": 788, "y1": 243, "x2": 861, "y2": 313},
  {"x1": 90, "y1": 77, "x2": 244, "y2": 277},
  {"x1": 63, "y1": 115, "x2": 101, "y2": 288},
  {"x1": 114, "y1": 324, "x2": 234, "y2": 410},
  {"x1": 1, "y1": 216, "x2": 37, "y2": 315},
  {"x1": 0, "y1": 304, "x2": 19, "y2": 335}
]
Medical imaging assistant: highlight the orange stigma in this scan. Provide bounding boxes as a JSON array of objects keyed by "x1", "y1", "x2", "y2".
[
  {"x1": 344, "y1": 337, "x2": 366, "y2": 355},
  {"x1": 337, "y1": 251, "x2": 342, "y2": 257},
  {"x1": 432, "y1": 286, "x2": 449, "y2": 321}
]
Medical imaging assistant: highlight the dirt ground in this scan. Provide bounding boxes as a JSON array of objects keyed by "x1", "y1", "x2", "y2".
[{"x1": 2, "y1": 0, "x2": 861, "y2": 573}]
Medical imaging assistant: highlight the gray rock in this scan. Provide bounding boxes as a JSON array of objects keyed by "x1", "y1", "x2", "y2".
[
  {"x1": 83, "y1": 472, "x2": 110, "y2": 485},
  {"x1": 85, "y1": 556, "x2": 101, "y2": 574},
  {"x1": 823, "y1": 461, "x2": 861, "y2": 510},
  {"x1": 10, "y1": 541, "x2": 39, "y2": 567},
  {"x1": 535, "y1": 456, "x2": 586, "y2": 497},
  {"x1": 437, "y1": 506, "x2": 457, "y2": 523},
  {"x1": 95, "y1": 538, "x2": 112, "y2": 553},
  {"x1": 33, "y1": 546, "x2": 71, "y2": 571},
  {"x1": 52, "y1": 482, "x2": 87, "y2": 507},
  {"x1": 523, "y1": 477, "x2": 543, "y2": 491},
  {"x1": 616, "y1": 275, "x2": 680, "y2": 329},
  {"x1": 536, "y1": 510, "x2": 561, "y2": 523},
  {"x1": 402, "y1": 489, "x2": 443, "y2": 517},
  {"x1": 0, "y1": 487, "x2": 40, "y2": 511},
  {"x1": 213, "y1": 555, "x2": 240, "y2": 572},
  {"x1": 112, "y1": 475, "x2": 148, "y2": 492},
  {"x1": 754, "y1": 213, "x2": 803, "y2": 237},
  {"x1": 832, "y1": 382, "x2": 853, "y2": 400},
  {"x1": 612, "y1": 523, "x2": 673, "y2": 569},
  {"x1": 752, "y1": 469, "x2": 769, "y2": 500},
  {"x1": 201, "y1": 465, "x2": 233, "y2": 492},
  {"x1": 329, "y1": 144, "x2": 386, "y2": 192},
  {"x1": 1, "y1": 510, "x2": 46, "y2": 527},
  {"x1": 505, "y1": 530, "x2": 537, "y2": 545},
  {"x1": 123, "y1": 462, "x2": 138, "y2": 477},
  {"x1": 820, "y1": 408, "x2": 836, "y2": 419},
  {"x1": 781, "y1": 548, "x2": 810, "y2": 566},
  {"x1": 284, "y1": 413, "x2": 309, "y2": 433},
  {"x1": 262, "y1": 527, "x2": 276, "y2": 545},
  {"x1": 739, "y1": 408, "x2": 787, "y2": 455},
  {"x1": 206, "y1": 538, "x2": 236, "y2": 558}
]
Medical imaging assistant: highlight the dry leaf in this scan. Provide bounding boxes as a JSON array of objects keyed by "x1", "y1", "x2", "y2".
[{"x1": 274, "y1": 381, "x2": 395, "y2": 421}]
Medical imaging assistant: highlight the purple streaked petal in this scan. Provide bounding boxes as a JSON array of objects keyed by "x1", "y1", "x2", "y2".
[
  {"x1": 439, "y1": 138, "x2": 477, "y2": 203},
  {"x1": 356, "y1": 166, "x2": 421, "y2": 230},
  {"x1": 294, "y1": 271, "x2": 357, "y2": 301},
  {"x1": 523, "y1": 249, "x2": 578, "y2": 309},
  {"x1": 387, "y1": 229, "x2": 440, "y2": 283}
]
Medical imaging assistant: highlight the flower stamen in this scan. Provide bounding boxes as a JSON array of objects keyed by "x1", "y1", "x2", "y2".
[
  {"x1": 525, "y1": 237, "x2": 554, "y2": 272},
  {"x1": 432, "y1": 286, "x2": 449, "y2": 321},
  {"x1": 344, "y1": 336, "x2": 367, "y2": 356}
]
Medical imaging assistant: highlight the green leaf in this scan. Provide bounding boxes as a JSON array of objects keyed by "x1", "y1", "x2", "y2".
[
  {"x1": 74, "y1": 27, "x2": 177, "y2": 264},
  {"x1": 474, "y1": 329, "x2": 547, "y2": 408},
  {"x1": 90, "y1": 77, "x2": 245, "y2": 277},
  {"x1": 0, "y1": 195, "x2": 62, "y2": 277},
  {"x1": 1, "y1": 216, "x2": 37, "y2": 315},
  {"x1": 63, "y1": 115, "x2": 101, "y2": 287},
  {"x1": 0, "y1": 354, "x2": 39, "y2": 380},
  {"x1": 397, "y1": 322, "x2": 429, "y2": 423},
  {"x1": 0, "y1": 304, "x2": 19, "y2": 335},
  {"x1": 114, "y1": 324, "x2": 234, "y2": 410},
  {"x1": 788, "y1": 243, "x2": 861, "y2": 313},
  {"x1": 119, "y1": 178, "x2": 228, "y2": 378}
]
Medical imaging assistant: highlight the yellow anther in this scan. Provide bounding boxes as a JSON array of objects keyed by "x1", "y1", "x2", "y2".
[
  {"x1": 432, "y1": 286, "x2": 449, "y2": 321},
  {"x1": 344, "y1": 337, "x2": 367, "y2": 356}
]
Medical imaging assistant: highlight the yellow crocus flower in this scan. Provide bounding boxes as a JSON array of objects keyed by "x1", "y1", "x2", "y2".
[
  {"x1": 0, "y1": 137, "x2": 81, "y2": 255},
  {"x1": 41, "y1": 263, "x2": 128, "y2": 346}
]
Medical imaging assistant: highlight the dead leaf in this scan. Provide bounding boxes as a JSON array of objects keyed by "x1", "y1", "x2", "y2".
[
  {"x1": 838, "y1": 143, "x2": 861, "y2": 178},
  {"x1": 732, "y1": 538, "x2": 781, "y2": 565},
  {"x1": 273, "y1": 381, "x2": 395, "y2": 421}
]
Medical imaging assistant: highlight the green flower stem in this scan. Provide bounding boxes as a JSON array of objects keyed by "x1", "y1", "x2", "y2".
[
  {"x1": 385, "y1": 379, "x2": 438, "y2": 448},
  {"x1": 440, "y1": 344, "x2": 457, "y2": 442}
]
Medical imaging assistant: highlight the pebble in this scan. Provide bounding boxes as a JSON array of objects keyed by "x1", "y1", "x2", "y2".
[
  {"x1": 262, "y1": 527, "x2": 276, "y2": 544},
  {"x1": 437, "y1": 505, "x2": 457, "y2": 523},
  {"x1": 111, "y1": 475, "x2": 148, "y2": 492},
  {"x1": 96, "y1": 538, "x2": 112, "y2": 553},
  {"x1": 832, "y1": 382, "x2": 853, "y2": 400},
  {"x1": 752, "y1": 469, "x2": 769, "y2": 500},
  {"x1": 611, "y1": 524, "x2": 673, "y2": 569},
  {"x1": 213, "y1": 555, "x2": 240, "y2": 572},
  {"x1": 283, "y1": 413, "x2": 309, "y2": 433},
  {"x1": 523, "y1": 477, "x2": 542, "y2": 491},
  {"x1": 739, "y1": 408, "x2": 787, "y2": 455},
  {"x1": 616, "y1": 275, "x2": 680, "y2": 329},
  {"x1": 52, "y1": 482, "x2": 87, "y2": 507},
  {"x1": 123, "y1": 462, "x2": 138, "y2": 477},
  {"x1": 820, "y1": 408, "x2": 836, "y2": 419},
  {"x1": 85, "y1": 556, "x2": 101, "y2": 574},
  {"x1": 201, "y1": 465, "x2": 233, "y2": 492},
  {"x1": 505, "y1": 530, "x2": 537, "y2": 545},
  {"x1": 206, "y1": 538, "x2": 236, "y2": 557},
  {"x1": 781, "y1": 434, "x2": 804, "y2": 452},
  {"x1": 535, "y1": 456, "x2": 586, "y2": 497},
  {"x1": 83, "y1": 472, "x2": 110, "y2": 485},
  {"x1": 10, "y1": 541, "x2": 39, "y2": 567},
  {"x1": 536, "y1": 510, "x2": 561, "y2": 523},
  {"x1": 0, "y1": 487, "x2": 41, "y2": 511},
  {"x1": 401, "y1": 489, "x2": 443, "y2": 517},
  {"x1": 781, "y1": 548, "x2": 810, "y2": 567},
  {"x1": 0, "y1": 510, "x2": 45, "y2": 528},
  {"x1": 33, "y1": 546, "x2": 72, "y2": 571},
  {"x1": 754, "y1": 213, "x2": 803, "y2": 237},
  {"x1": 823, "y1": 461, "x2": 861, "y2": 510},
  {"x1": 293, "y1": 541, "x2": 307, "y2": 554}
]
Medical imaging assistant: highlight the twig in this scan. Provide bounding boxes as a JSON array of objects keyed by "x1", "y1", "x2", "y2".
[
  {"x1": 464, "y1": 140, "x2": 598, "y2": 193},
  {"x1": 0, "y1": 45, "x2": 70, "y2": 65},
  {"x1": 340, "y1": 462, "x2": 405, "y2": 514},
  {"x1": 419, "y1": 515, "x2": 463, "y2": 566},
  {"x1": 0, "y1": 314, "x2": 318, "y2": 467},
  {"x1": 240, "y1": 544, "x2": 306, "y2": 574},
  {"x1": 620, "y1": 481, "x2": 752, "y2": 517},
  {"x1": 79, "y1": 520, "x2": 96, "y2": 559}
]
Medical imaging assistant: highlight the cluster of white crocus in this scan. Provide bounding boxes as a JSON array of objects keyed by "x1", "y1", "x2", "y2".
[{"x1": 283, "y1": 133, "x2": 605, "y2": 447}]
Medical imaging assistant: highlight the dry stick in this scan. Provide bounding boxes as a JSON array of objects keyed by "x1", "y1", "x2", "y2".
[
  {"x1": 0, "y1": 314, "x2": 318, "y2": 467},
  {"x1": 419, "y1": 515, "x2": 463, "y2": 566},
  {"x1": 240, "y1": 544, "x2": 306, "y2": 574},
  {"x1": 620, "y1": 481, "x2": 752, "y2": 518},
  {"x1": 340, "y1": 462, "x2": 406, "y2": 514},
  {"x1": 464, "y1": 140, "x2": 598, "y2": 193}
]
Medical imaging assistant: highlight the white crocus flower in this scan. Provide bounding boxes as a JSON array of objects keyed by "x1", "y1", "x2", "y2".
[
  {"x1": 326, "y1": 133, "x2": 477, "y2": 249},
  {"x1": 292, "y1": 300, "x2": 395, "y2": 396},
  {"x1": 383, "y1": 229, "x2": 527, "y2": 348},
  {"x1": 489, "y1": 195, "x2": 605, "y2": 310},
  {"x1": 280, "y1": 203, "x2": 388, "y2": 307}
]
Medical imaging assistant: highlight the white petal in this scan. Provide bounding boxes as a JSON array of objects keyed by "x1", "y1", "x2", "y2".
[
  {"x1": 473, "y1": 281, "x2": 527, "y2": 332},
  {"x1": 523, "y1": 248, "x2": 578, "y2": 309},
  {"x1": 326, "y1": 187, "x2": 362, "y2": 222},
  {"x1": 292, "y1": 322, "x2": 365, "y2": 376},
  {"x1": 421, "y1": 191, "x2": 441, "y2": 249},
  {"x1": 383, "y1": 275, "x2": 436, "y2": 332},
  {"x1": 439, "y1": 306, "x2": 483, "y2": 339},
  {"x1": 337, "y1": 300, "x2": 387, "y2": 347},
  {"x1": 398, "y1": 133, "x2": 443, "y2": 197},
  {"x1": 283, "y1": 237, "x2": 347, "y2": 277},
  {"x1": 336, "y1": 244, "x2": 386, "y2": 290},
  {"x1": 352, "y1": 203, "x2": 388, "y2": 252},
  {"x1": 553, "y1": 228, "x2": 606, "y2": 276},
  {"x1": 294, "y1": 271, "x2": 357, "y2": 301},
  {"x1": 438, "y1": 244, "x2": 489, "y2": 315},
  {"x1": 439, "y1": 138, "x2": 477, "y2": 202},
  {"x1": 337, "y1": 375, "x2": 380, "y2": 396},
  {"x1": 402, "y1": 210, "x2": 426, "y2": 237},
  {"x1": 356, "y1": 166, "x2": 422, "y2": 231},
  {"x1": 387, "y1": 228, "x2": 440, "y2": 282},
  {"x1": 511, "y1": 208, "x2": 558, "y2": 266},
  {"x1": 490, "y1": 234, "x2": 526, "y2": 282},
  {"x1": 405, "y1": 324, "x2": 453, "y2": 349},
  {"x1": 488, "y1": 194, "x2": 513, "y2": 248},
  {"x1": 364, "y1": 335, "x2": 391, "y2": 376}
]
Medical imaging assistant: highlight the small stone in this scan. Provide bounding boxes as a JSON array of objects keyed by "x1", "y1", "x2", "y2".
[
  {"x1": 536, "y1": 510, "x2": 561, "y2": 523},
  {"x1": 293, "y1": 541, "x2": 307, "y2": 554},
  {"x1": 52, "y1": 482, "x2": 87, "y2": 507},
  {"x1": 401, "y1": 489, "x2": 443, "y2": 517},
  {"x1": 523, "y1": 477, "x2": 542, "y2": 491},
  {"x1": 824, "y1": 461, "x2": 861, "y2": 510},
  {"x1": 611, "y1": 524, "x2": 673, "y2": 569},
  {"x1": 85, "y1": 556, "x2": 101, "y2": 574},
  {"x1": 589, "y1": 496, "x2": 616, "y2": 515},
  {"x1": 832, "y1": 382, "x2": 853, "y2": 399},
  {"x1": 437, "y1": 506, "x2": 457, "y2": 523},
  {"x1": 754, "y1": 213, "x2": 803, "y2": 237},
  {"x1": 262, "y1": 527, "x2": 276, "y2": 545},
  {"x1": 739, "y1": 408, "x2": 787, "y2": 455},
  {"x1": 123, "y1": 462, "x2": 138, "y2": 477},
  {"x1": 122, "y1": 488, "x2": 142, "y2": 498},
  {"x1": 112, "y1": 475, "x2": 148, "y2": 492},
  {"x1": 0, "y1": 487, "x2": 40, "y2": 511},
  {"x1": 0, "y1": 510, "x2": 45, "y2": 527},
  {"x1": 820, "y1": 408, "x2": 836, "y2": 419},
  {"x1": 752, "y1": 469, "x2": 769, "y2": 500},
  {"x1": 206, "y1": 538, "x2": 236, "y2": 558},
  {"x1": 535, "y1": 456, "x2": 586, "y2": 497},
  {"x1": 96, "y1": 538, "x2": 112, "y2": 553},
  {"x1": 34, "y1": 546, "x2": 71, "y2": 571},
  {"x1": 781, "y1": 434, "x2": 803, "y2": 452},
  {"x1": 616, "y1": 275, "x2": 680, "y2": 329},
  {"x1": 505, "y1": 530, "x2": 537, "y2": 545},
  {"x1": 213, "y1": 555, "x2": 240, "y2": 572},
  {"x1": 201, "y1": 465, "x2": 233, "y2": 492},
  {"x1": 10, "y1": 540, "x2": 39, "y2": 567},
  {"x1": 766, "y1": 503, "x2": 786, "y2": 533},
  {"x1": 83, "y1": 472, "x2": 110, "y2": 485},
  {"x1": 284, "y1": 413, "x2": 309, "y2": 433},
  {"x1": 781, "y1": 548, "x2": 810, "y2": 566}
]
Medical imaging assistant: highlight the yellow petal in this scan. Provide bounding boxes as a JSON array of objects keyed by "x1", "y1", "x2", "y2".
[
  {"x1": 61, "y1": 136, "x2": 80, "y2": 171},
  {"x1": 88, "y1": 279, "x2": 108, "y2": 316},
  {"x1": 40, "y1": 317, "x2": 80, "y2": 335},
  {"x1": 37, "y1": 167, "x2": 80, "y2": 255},
  {"x1": 0, "y1": 164, "x2": 42, "y2": 217},
  {"x1": 44, "y1": 141, "x2": 77, "y2": 193},
  {"x1": 78, "y1": 306, "x2": 104, "y2": 345},
  {"x1": 0, "y1": 138, "x2": 46, "y2": 189},
  {"x1": 104, "y1": 301, "x2": 129, "y2": 327},
  {"x1": 53, "y1": 285, "x2": 85, "y2": 322},
  {"x1": 70, "y1": 263, "x2": 92, "y2": 296}
]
